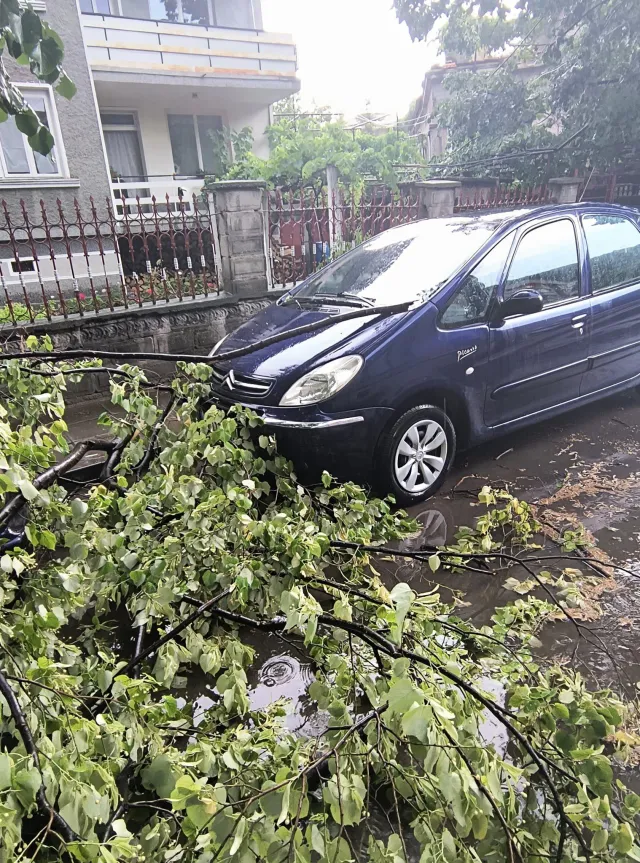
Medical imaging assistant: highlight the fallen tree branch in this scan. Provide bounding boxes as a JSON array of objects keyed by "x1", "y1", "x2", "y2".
[
  {"x1": 0, "y1": 439, "x2": 117, "y2": 529},
  {"x1": 177, "y1": 599, "x2": 590, "y2": 860},
  {"x1": 0, "y1": 669, "x2": 78, "y2": 843},
  {"x1": 91, "y1": 587, "x2": 232, "y2": 715},
  {"x1": 133, "y1": 395, "x2": 177, "y2": 477},
  {"x1": 0, "y1": 301, "x2": 413, "y2": 367}
]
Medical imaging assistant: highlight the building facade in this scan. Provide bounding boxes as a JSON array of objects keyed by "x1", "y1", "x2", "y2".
[
  {"x1": 408, "y1": 57, "x2": 542, "y2": 162},
  {"x1": 0, "y1": 0, "x2": 299, "y2": 212}
]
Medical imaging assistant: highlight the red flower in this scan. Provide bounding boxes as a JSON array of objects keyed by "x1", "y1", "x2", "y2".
[{"x1": 77, "y1": 292, "x2": 86, "y2": 301}]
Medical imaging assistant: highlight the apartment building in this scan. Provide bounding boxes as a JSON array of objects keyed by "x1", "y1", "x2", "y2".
[{"x1": 0, "y1": 0, "x2": 299, "y2": 211}]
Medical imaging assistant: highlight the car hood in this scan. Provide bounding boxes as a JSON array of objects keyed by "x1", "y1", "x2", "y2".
[{"x1": 212, "y1": 302, "x2": 408, "y2": 380}]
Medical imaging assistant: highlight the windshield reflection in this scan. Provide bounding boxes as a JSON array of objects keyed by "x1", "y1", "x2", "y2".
[{"x1": 290, "y1": 217, "x2": 505, "y2": 307}]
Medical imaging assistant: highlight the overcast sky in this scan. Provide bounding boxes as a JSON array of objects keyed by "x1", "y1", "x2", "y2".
[{"x1": 261, "y1": 0, "x2": 439, "y2": 121}]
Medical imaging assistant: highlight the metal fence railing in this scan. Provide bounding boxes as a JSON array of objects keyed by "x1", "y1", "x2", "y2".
[
  {"x1": 0, "y1": 194, "x2": 220, "y2": 326},
  {"x1": 454, "y1": 184, "x2": 551, "y2": 212},
  {"x1": 268, "y1": 186, "x2": 420, "y2": 287}
]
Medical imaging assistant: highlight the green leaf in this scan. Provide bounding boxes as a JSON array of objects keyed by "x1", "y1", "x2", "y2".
[
  {"x1": 440, "y1": 771, "x2": 461, "y2": 804},
  {"x1": 14, "y1": 766, "x2": 41, "y2": 808},
  {"x1": 70, "y1": 541, "x2": 89, "y2": 561},
  {"x1": 55, "y1": 72, "x2": 76, "y2": 100},
  {"x1": 552, "y1": 702, "x2": 570, "y2": 720},
  {"x1": 389, "y1": 582, "x2": 414, "y2": 641},
  {"x1": 0, "y1": 753, "x2": 12, "y2": 790},
  {"x1": 121, "y1": 551, "x2": 139, "y2": 570},
  {"x1": 613, "y1": 823, "x2": 634, "y2": 854},
  {"x1": 28, "y1": 125, "x2": 55, "y2": 157},
  {"x1": 387, "y1": 678, "x2": 423, "y2": 715},
  {"x1": 472, "y1": 812, "x2": 488, "y2": 840},
  {"x1": 401, "y1": 705, "x2": 431, "y2": 743},
  {"x1": 591, "y1": 828, "x2": 608, "y2": 852},
  {"x1": 141, "y1": 754, "x2": 177, "y2": 799},
  {"x1": 229, "y1": 815, "x2": 246, "y2": 855},
  {"x1": 19, "y1": 8, "x2": 42, "y2": 50},
  {"x1": 71, "y1": 498, "x2": 88, "y2": 519},
  {"x1": 15, "y1": 109, "x2": 39, "y2": 138},
  {"x1": 17, "y1": 478, "x2": 39, "y2": 501},
  {"x1": 40, "y1": 529, "x2": 57, "y2": 550},
  {"x1": 428, "y1": 553, "x2": 441, "y2": 572}
]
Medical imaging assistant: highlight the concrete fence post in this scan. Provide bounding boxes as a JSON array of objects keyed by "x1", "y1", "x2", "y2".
[
  {"x1": 326, "y1": 164, "x2": 343, "y2": 248},
  {"x1": 548, "y1": 177, "x2": 583, "y2": 205},
  {"x1": 207, "y1": 180, "x2": 271, "y2": 296},
  {"x1": 415, "y1": 179, "x2": 461, "y2": 219}
]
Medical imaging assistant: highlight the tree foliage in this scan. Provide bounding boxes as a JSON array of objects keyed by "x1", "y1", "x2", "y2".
[
  {"x1": 205, "y1": 98, "x2": 425, "y2": 188},
  {"x1": 395, "y1": 0, "x2": 640, "y2": 177},
  {"x1": 0, "y1": 338, "x2": 639, "y2": 861},
  {"x1": 0, "y1": 0, "x2": 75, "y2": 155}
]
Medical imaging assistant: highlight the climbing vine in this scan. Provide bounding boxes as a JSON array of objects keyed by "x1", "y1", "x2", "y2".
[{"x1": 0, "y1": 338, "x2": 639, "y2": 862}]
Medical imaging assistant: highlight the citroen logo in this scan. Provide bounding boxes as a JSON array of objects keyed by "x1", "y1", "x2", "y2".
[{"x1": 223, "y1": 369, "x2": 236, "y2": 391}]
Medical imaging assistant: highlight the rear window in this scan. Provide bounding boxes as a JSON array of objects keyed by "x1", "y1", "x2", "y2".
[
  {"x1": 292, "y1": 218, "x2": 502, "y2": 307},
  {"x1": 582, "y1": 214, "x2": 640, "y2": 293}
]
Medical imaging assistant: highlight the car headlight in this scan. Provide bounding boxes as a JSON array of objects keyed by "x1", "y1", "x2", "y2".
[
  {"x1": 280, "y1": 355, "x2": 363, "y2": 407},
  {"x1": 209, "y1": 334, "x2": 229, "y2": 357}
]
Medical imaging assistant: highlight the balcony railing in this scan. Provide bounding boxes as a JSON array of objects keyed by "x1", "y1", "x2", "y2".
[
  {"x1": 81, "y1": 12, "x2": 298, "y2": 81},
  {"x1": 111, "y1": 176, "x2": 205, "y2": 218}
]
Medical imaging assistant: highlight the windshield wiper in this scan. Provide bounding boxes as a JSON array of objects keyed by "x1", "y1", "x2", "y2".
[
  {"x1": 283, "y1": 293, "x2": 375, "y2": 309},
  {"x1": 336, "y1": 292, "x2": 374, "y2": 307},
  {"x1": 301, "y1": 293, "x2": 374, "y2": 309}
]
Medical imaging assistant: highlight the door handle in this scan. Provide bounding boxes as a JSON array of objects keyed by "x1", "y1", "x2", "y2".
[{"x1": 571, "y1": 314, "x2": 587, "y2": 330}]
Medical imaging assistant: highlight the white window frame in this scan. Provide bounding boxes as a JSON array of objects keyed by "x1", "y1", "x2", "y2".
[
  {"x1": 167, "y1": 113, "x2": 225, "y2": 175},
  {"x1": 95, "y1": 0, "x2": 256, "y2": 28},
  {"x1": 80, "y1": 0, "x2": 115, "y2": 12},
  {"x1": 100, "y1": 109, "x2": 147, "y2": 180},
  {"x1": 0, "y1": 83, "x2": 69, "y2": 181}
]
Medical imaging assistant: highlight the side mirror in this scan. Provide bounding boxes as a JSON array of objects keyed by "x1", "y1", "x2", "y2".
[{"x1": 493, "y1": 288, "x2": 544, "y2": 322}]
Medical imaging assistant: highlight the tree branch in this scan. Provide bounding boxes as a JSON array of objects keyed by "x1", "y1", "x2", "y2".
[
  {"x1": 0, "y1": 669, "x2": 77, "y2": 843},
  {"x1": 1, "y1": 302, "x2": 413, "y2": 367},
  {"x1": 0, "y1": 439, "x2": 117, "y2": 529}
]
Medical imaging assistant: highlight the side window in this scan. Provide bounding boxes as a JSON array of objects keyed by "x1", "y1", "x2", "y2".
[
  {"x1": 582, "y1": 215, "x2": 640, "y2": 293},
  {"x1": 440, "y1": 234, "x2": 513, "y2": 327},
  {"x1": 503, "y1": 219, "x2": 580, "y2": 307}
]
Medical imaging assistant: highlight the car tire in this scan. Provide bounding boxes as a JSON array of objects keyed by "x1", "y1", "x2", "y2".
[{"x1": 376, "y1": 405, "x2": 456, "y2": 506}]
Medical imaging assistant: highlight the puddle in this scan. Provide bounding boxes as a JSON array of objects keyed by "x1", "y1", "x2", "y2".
[{"x1": 183, "y1": 633, "x2": 328, "y2": 738}]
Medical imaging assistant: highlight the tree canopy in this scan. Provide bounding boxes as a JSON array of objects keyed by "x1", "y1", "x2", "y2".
[
  {"x1": 0, "y1": 0, "x2": 75, "y2": 155},
  {"x1": 0, "y1": 338, "x2": 639, "y2": 861},
  {"x1": 395, "y1": 0, "x2": 640, "y2": 178},
  {"x1": 206, "y1": 98, "x2": 425, "y2": 188}
]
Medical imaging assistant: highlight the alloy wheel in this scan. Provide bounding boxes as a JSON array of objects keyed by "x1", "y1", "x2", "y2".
[{"x1": 393, "y1": 419, "x2": 448, "y2": 494}]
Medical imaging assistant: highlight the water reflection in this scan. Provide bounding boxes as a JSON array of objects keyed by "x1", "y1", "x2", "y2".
[
  {"x1": 185, "y1": 644, "x2": 327, "y2": 738},
  {"x1": 399, "y1": 504, "x2": 451, "y2": 552},
  {"x1": 250, "y1": 653, "x2": 327, "y2": 736}
]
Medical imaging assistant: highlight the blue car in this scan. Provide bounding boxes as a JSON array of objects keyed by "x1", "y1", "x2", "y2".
[{"x1": 209, "y1": 203, "x2": 640, "y2": 503}]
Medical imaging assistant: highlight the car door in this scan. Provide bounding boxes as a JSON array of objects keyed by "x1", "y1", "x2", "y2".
[
  {"x1": 484, "y1": 216, "x2": 591, "y2": 427},
  {"x1": 579, "y1": 213, "x2": 640, "y2": 395},
  {"x1": 435, "y1": 233, "x2": 516, "y2": 419}
]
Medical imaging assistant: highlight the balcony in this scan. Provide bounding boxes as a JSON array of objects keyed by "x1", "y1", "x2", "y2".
[{"x1": 81, "y1": 12, "x2": 299, "y2": 92}]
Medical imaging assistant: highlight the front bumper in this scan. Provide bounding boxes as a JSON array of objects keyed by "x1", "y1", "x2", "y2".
[{"x1": 208, "y1": 394, "x2": 393, "y2": 481}]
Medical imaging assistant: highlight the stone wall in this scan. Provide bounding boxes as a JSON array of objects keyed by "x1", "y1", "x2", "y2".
[{"x1": 3, "y1": 293, "x2": 280, "y2": 399}]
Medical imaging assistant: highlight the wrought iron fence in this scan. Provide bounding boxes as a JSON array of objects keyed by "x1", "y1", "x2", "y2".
[
  {"x1": 454, "y1": 184, "x2": 551, "y2": 212},
  {"x1": 0, "y1": 193, "x2": 220, "y2": 326},
  {"x1": 268, "y1": 186, "x2": 419, "y2": 287}
]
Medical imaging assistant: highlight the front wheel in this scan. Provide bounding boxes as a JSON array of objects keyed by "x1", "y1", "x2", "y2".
[{"x1": 377, "y1": 405, "x2": 456, "y2": 505}]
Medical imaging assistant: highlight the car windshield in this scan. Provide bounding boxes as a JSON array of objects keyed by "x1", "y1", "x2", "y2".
[{"x1": 290, "y1": 217, "x2": 504, "y2": 307}]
